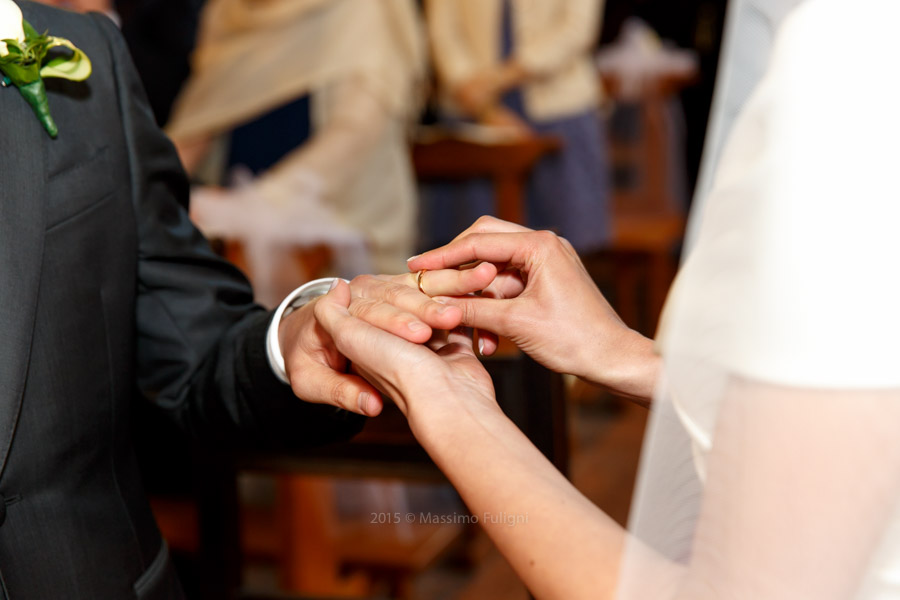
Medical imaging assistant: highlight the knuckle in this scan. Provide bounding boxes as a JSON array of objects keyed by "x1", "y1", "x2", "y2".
[
  {"x1": 381, "y1": 283, "x2": 406, "y2": 305},
  {"x1": 535, "y1": 229, "x2": 558, "y2": 244},
  {"x1": 474, "y1": 215, "x2": 495, "y2": 229},
  {"x1": 349, "y1": 297, "x2": 376, "y2": 320},
  {"x1": 456, "y1": 300, "x2": 477, "y2": 325},
  {"x1": 329, "y1": 380, "x2": 351, "y2": 411},
  {"x1": 471, "y1": 215, "x2": 502, "y2": 233},
  {"x1": 350, "y1": 274, "x2": 376, "y2": 294},
  {"x1": 534, "y1": 229, "x2": 570, "y2": 256},
  {"x1": 402, "y1": 271, "x2": 419, "y2": 289},
  {"x1": 426, "y1": 300, "x2": 449, "y2": 321}
]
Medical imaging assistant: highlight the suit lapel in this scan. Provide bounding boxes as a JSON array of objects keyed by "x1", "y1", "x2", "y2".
[{"x1": 0, "y1": 79, "x2": 48, "y2": 479}]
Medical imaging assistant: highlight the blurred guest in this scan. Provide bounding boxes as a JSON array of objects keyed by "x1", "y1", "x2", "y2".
[
  {"x1": 32, "y1": 0, "x2": 118, "y2": 21},
  {"x1": 424, "y1": 0, "x2": 611, "y2": 253},
  {"x1": 166, "y1": 0, "x2": 426, "y2": 286}
]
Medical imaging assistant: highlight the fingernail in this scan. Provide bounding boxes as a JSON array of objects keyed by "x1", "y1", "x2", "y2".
[
  {"x1": 329, "y1": 279, "x2": 340, "y2": 291},
  {"x1": 358, "y1": 392, "x2": 373, "y2": 416},
  {"x1": 406, "y1": 254, "x2": 421, "y2": 263},
  {"x1": 408, "y1": 320, "x2": 427, "y2": 332},
  {"x1": 478, "y1": 337, "x2": 485, "y2": 355},
  {"x1": 432, "y1": 296, "x2": 449, "y2": 304}
]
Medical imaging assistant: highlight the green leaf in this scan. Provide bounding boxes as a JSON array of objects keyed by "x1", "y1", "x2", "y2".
[
  {"x1": 18, "y1": 78, "x2": 57, "y2": 138},
  {"x1": 40, "y1": 38, "x2": 91, "y2": 81},
  {"x1": 22, "y1": 19, "x2": 39, "y2": 40},
  {"x1": 0, "y1": 59, "x2": 40, "y2": 85}
]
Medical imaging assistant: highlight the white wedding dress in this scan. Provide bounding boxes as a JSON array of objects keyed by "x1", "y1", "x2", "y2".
[{"x1": 616, "y1": 1, "x2": 900, "y2": 597}]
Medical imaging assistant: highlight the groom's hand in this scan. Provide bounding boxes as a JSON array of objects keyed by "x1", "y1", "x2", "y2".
[{"x1": 277, "y1": 264, "x2": 498, "y2": 416}]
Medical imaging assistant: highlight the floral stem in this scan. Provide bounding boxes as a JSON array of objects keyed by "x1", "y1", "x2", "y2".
[{"x1": 17, "y1": 78, "x2": 57, "y2": 138}]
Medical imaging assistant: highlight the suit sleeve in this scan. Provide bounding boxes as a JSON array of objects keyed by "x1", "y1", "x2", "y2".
[{"x1": 88, "y1": 13, "x2": 365, "y2": 448}]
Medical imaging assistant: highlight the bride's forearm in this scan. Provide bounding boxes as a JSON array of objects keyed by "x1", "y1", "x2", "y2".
[{"x1": 408, "y1": 399, "x2": 627, "y2": 599}]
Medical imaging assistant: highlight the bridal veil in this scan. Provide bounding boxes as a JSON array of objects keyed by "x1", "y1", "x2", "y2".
[{"x1": 616, "y1": 0, "x2": 900, "y2": 597}]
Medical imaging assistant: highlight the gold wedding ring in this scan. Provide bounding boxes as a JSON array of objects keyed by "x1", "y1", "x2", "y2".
[{"x1": 416, "y1": 269, "x2": 428, "y2": 296}]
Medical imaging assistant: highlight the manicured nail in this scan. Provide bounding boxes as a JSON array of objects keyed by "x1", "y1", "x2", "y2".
[
  {"x1": 478, "y1": 337, "x2": 485, "y2": 355},
  {"x1": 408, "y1": 320, "x2": 427, "y2": 332},
  {"x1": 329, "y1": 279, "x2": 340, "y2": 291},
  {"x1": 432, "y1": 296, "x2": 449, "y2": 304},
  {"x1": 358, "y1": 392, "x2": 373, "y2": 416},
  {"x1": 406, "y1": 254, "x2": 421, "y2": 263}
]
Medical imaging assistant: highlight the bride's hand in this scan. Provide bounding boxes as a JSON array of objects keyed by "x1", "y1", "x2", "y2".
[
  {"x1": 408, "y1": 216, "x2": 659, "y2": 401},
  {"x1": 315, "y1": 280, "x2": 498, "y2": 435}
]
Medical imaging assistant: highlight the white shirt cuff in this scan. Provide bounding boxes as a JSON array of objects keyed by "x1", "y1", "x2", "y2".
[{"x1": 265, "y1": 277, "x2": 346, "y2": 384}]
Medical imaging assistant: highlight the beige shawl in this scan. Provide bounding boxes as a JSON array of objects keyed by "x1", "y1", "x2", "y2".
[{"x1": 166, "y1": 0, "x2": 426, "y2": 141}]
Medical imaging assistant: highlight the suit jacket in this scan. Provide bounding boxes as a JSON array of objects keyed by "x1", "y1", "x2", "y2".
[{"x1": 0, "y1": 3, "x2": 362, "y2": 598}]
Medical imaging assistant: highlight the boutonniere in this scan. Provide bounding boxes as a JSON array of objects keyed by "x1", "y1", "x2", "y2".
[{"x1": 0, "y1": 0, "x2": 91, "y2": 138}]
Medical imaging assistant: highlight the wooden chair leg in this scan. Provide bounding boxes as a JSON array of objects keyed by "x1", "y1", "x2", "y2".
[{"x1": 277, "y1": 474, "x2": 370, "y2": 597}]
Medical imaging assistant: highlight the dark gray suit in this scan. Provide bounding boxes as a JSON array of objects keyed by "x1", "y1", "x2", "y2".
[{"x1": 0, "y1": 3, "x2": 361, "y2": 598}]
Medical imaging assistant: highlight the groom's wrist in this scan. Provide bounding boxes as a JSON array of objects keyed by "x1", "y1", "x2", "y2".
[{"x1": 265, "y1": 278, "x2": 347, "y2": 383}]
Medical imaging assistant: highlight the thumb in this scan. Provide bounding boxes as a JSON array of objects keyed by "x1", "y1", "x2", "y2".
[
  {"x1": 292, "y1": 280, "x2": 383, "y2": 416},
  {"x1": 291, "y1": 363, "x2": 384, "y2": 417},
  {"x1": 317, "y1": 280, "x2": 431, "y2": 408},
  {"x1": 322, "y1": 277, "x2": 352, "y2": 308}
]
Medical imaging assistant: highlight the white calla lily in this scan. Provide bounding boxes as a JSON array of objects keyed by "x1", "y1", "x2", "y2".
[{"x1": 0, "y1": 0, "x2": 25, "y2": 58}]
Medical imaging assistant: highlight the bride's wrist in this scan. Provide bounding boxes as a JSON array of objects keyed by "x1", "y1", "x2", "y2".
[
  {"x1": 578, "y1": 330, "x2": 660, "y2": 404},
  {"x1": 406, "y1": 386, "x2": 503, "y2": 446}
]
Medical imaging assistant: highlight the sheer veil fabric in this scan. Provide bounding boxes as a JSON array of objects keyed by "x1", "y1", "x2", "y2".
[{"x1": 617, "y1": 1, "x2": 900, "y2": 597}]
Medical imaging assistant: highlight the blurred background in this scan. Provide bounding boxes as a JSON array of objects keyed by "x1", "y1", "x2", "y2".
[{"x1": 38, "y1": 0, "x2": 726, "y2": 598}]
